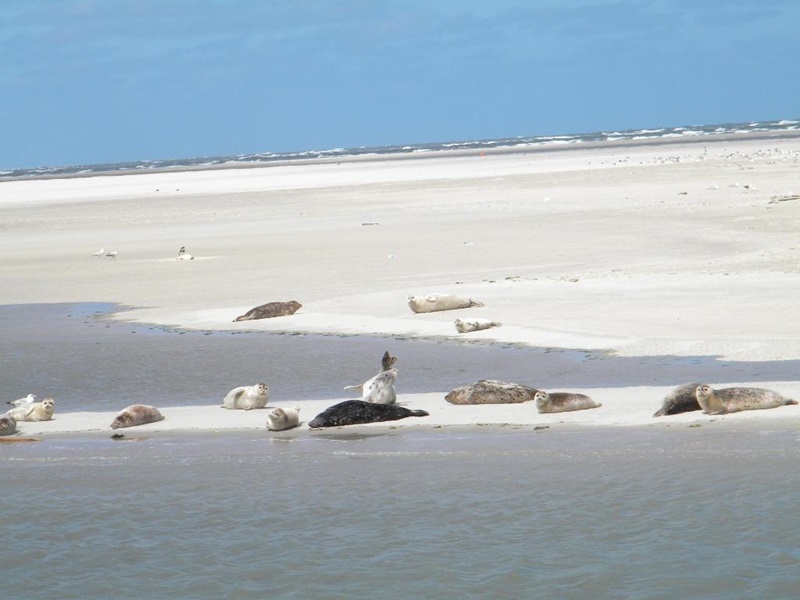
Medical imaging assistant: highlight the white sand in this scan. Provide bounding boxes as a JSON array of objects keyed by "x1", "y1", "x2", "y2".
[{"x1": 3, "y1": 133, "x2": 800, "y2": 436}]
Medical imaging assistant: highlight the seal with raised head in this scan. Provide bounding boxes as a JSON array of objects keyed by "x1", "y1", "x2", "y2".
[
  {"x1": 653, "y1": 382, "x2": 703, "y2": 417},
  {"x1": 266, "y1": 406, "x2": 301, "y2": 431},
  {"x1": 0, "y1": 414, "x2": 17, "y2": 436},
  {"x1": 445, "y1": 380, "x2": 539, "y2": 405},
  {"x1": 344, "y1": 351, "x2": 398, "y2": 405},
  {"x1": 695, "y1": 384, "x2": 797, "y2": 415},
  {"x1": 454, "y1": 318, "x2": 501, "y2": 333},
  {"x1": 234, "y1": 301, "x2": 302, "y2": 322},
  {"x1": 308, "y1": 400, "x2": 428, "y2": 428},
  {"x1": 110, "y1": 404, "x2": 165, "y2": 429},
  {"x1": 535, "y1": 391, "x2": 601, "y2": 414},
  {"x1": 408, "y1": 294, "x2": 484, "y2": 314},
  {"x1": 7, "y1": 398, "x2": 55, "y2": 422},
  {"x1": 222, "y1": 383, "x2": 269, "y2": 410}
]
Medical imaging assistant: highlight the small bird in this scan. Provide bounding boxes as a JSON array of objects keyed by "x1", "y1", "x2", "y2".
[
  {"x1": 7, "y1": 393, "x2": 36, "y2": 407},
  {"x1": 91, "y1": 248, "x2": 105, "y2": 257},
  {"x1": 177, "y1": 246, "x2": 194, "y2": 260},
  {"x1": 105, "y1": 250, "x2": 118, "y2": 258}
]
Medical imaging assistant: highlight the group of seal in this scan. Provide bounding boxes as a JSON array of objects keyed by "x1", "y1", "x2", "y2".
[
  {"x1": 652, "y1": 383, "x2": 797, "y2": 417},
  {"x1": 1, "y1": 396, "x2": 56, "y2": 436}
]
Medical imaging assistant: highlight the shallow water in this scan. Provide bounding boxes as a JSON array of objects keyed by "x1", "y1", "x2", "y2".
[{"x1": 3, "y1": 428, "x2": 800, "y2": 599}]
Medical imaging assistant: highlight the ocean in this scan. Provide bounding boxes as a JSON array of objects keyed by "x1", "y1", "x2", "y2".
[{"x1": 2, "y1": 303, "x2": 800, "y2": 599}]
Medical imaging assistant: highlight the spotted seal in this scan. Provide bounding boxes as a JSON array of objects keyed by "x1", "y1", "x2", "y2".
[
  {"x1": 308, "y1": 400, "x2": 428, "y2": 428},
  {"x1": 534, "y1": 391, "x2": 601, "y2": 414},
  {"x1": 445, "y1": 380, "x2": 539, "y2": 405},
  {"x1": 695, "y1": 384, "x2": 797, "y2": 415},
  {"x1": 344, "y1": 351, "x2": 398, "y2": 405},
  {"x1": 266, "y1": 406, "x2": 301, "y2": 431},
  {"x1": 408, "y1": 294, "x2": 484, "y2": 314},
  {"x1": 110, "y1": 404, "x2": 165, "y2": 429},
  {"x1": 7, "y1": 397, "x2": 55, "y2": 422},
  {"x1": 234, "y1": 301, "x2": 302, "y2": 322},
  {"x1": 0, "y1": 414, "x2": 17, "y2": 436},
  {"x1": 652, "y1": 383, "x2": 703, "y2": 417},
  {"x1": 222, "y1": 383, "x2": 269, "y2": 410},
  {"x1": 454, "y1": 318, "x2": 501, "y2": 333}
]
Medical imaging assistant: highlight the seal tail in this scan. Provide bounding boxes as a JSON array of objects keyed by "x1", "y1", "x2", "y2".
[
  {"x1": 344, "y1": 384, "x2": 364, "y2": 392},
  {"x1": 408, "y1": 410, "x2": 429, "y2": 417},
  {"x1": 786, "y1": 399, "x2": 798, "y2": 405}
]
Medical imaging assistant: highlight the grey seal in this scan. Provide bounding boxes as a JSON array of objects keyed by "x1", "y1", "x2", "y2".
[
  {"x1": 344, "y1": 351, "x2": 398, "y2": 405},
  {"x1": 308, "y1": 400, "x2": 428, "y2": 428},
  {"x1": 222, "y1": 383, "x2": 269, "y2": 410},
  {"x1": 408, "y1": 294, "x2": 484, "y2": 314},
  {"x1": 234, "y1": 301, "x2": 302, "y2": 322},
  {"x1": 695, "y1": 384, "x2": 797, "y2": 415},
  {"x1": 534, "y1": 391, "x2": 602, "y2": 414},
  {"x1": 653, "y1": 383, "x2": 703, "y2": 417},
  {"x1": 110, "y1": 404, "x2": 165, "y2": 429},
  {"x1": 445, "y1": 380, "x2": 539, "y2": 405}
]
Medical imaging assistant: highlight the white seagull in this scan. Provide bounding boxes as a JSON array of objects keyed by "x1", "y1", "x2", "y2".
[{"x1": 7, "y1": 393, "x2": 36, "y2": 407}]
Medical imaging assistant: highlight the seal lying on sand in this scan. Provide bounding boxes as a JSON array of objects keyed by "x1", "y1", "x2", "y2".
[
  {"x1": 0, "y1": 414, "x2": 17, "y2": 436},
  {"x1": 111, "y1": 404, "x2": 165, "y2": 429},
  {"x1": 222, "y1": 383, "x2": 270, "y2": 410},
  {"x1": 344, "y1": 351, "x2": 398, "y2": 405},
  {"x1": 408, "y1": 294, "x2": 484, "y2": 314},
  {"x1": 7, "y1": 398, "x2": 55, "y2": 422},
  {"x1": 309, "y1": 400, "x2": 428, "y2": 428},
  {"x1": 535, "y1": 391, "x2": 601, "y2": 414},
  {"x1": 445, "y1": 380, "x2": 539, "y2": 405},
  {"x1": 454, "y1": 318, "x2": 501, "y2": 333},
  {"x1": 653, "y1": 383, "x2": 703, "y2": 417},
  {"x1": 266, "y1": 406, "x2": 301, "y2": 431},
  {"x1": 695, "y1": 384, "x2": 797, "y2": 415},
  {"x1": 234, "y1": 301, "x2": 302, "y2": 322}
]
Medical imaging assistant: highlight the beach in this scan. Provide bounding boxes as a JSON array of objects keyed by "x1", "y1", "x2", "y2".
[{"x1": 2, "y1": 132, "x2": 800, "y2": 436}]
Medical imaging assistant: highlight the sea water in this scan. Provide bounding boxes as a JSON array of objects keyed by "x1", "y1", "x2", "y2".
[
  {"x1": 3, "y1": 428, "x2": 800, "y2": 599},
  {"x1": 2, "y1": 304, "x2": 800, "y2": 598}
]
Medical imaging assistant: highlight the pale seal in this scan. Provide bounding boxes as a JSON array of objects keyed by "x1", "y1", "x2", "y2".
[
  {"x1": 7, "y1": 398, "x2": 55, "y2": 422},
  {"x1": 652, "y1": 383, "x2": 703, "y2": 417},
  {"x1": 234, "y1": 301, "x2": 302, "y2": 322},
  {"x1": 0, "y1": 414, "x2": 17, "y2": 436},
  {"x1": 266, "y1": 406, "x2": 301, "y2": 431},
  {"x1": 445, "y1": 380, "x2": 539, "y2": 405},
  {"x1": 177, "y1": 246, "x2": 195, "y2": 260},
  {"x1": 222, "y1": 383, "x2": 270, "y2": 410},
  {"x1": 408, "y1": 294, "x2": 485, "y2": 314},
  {"x1": 7, "y1": 393, "x2": 35, "y2": 407},
  {"x1": 308, "y1": 400, "x2": 428, "y2": 428},
  {"x1": 695, "y1": 384, "x2": 797, "y2": 415},
  {"x1": 344, "y1": 351, "x2": 398, "y2": 405},
  {"x1": 110, "y1": 404, "x2": 165, "y2": 429},
  {"x1": 534, "y1": 391, "x2": 602, "y2": 414},
  {"x1": 454, "y1": 318, "x2": 501, "y2": 333}
]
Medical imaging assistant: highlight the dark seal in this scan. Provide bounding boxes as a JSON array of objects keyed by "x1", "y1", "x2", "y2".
[
  {"x1": 652, "y1": 382, "x2": 703, "y2": 417},
  {"x1": 234, "y1": 301, "x2": 302, "y2": 322},
  {"x1": 308, "y1": 400, "x2": 428, "y2": 428}
]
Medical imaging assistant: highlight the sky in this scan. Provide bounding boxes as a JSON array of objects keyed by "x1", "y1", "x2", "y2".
[{"x1": 2, "y1": 0, "x2": 799, "y2": 169}]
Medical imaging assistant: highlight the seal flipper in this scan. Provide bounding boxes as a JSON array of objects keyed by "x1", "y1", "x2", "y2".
[
  {"x1": 381, "y1": 351, "x2": 398, "y2": 372},
  {"x1": 408, "y1": 409, "x2": 429, "y2": 417}
]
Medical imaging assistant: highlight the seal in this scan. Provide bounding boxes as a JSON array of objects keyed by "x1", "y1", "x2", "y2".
[
  {"x1": 234, "y1": 301, "x2": 302, "y2": 322},
  {"x1": 534, "y1": 391, "x2": 602, "y2": 414},
  {"x1": 110, "y1": 404, "x2": 165, "y2": 429},
  {"x1": 695, "y1": 384, "x2": 797, "y2": 415},
  {"x1": 308, "y1": 400, "x2": 428, "y2": 428},
  {"x1": 7, "y1": 397, "x2": 55, "y2": 422},
  {"x1": 445, "y1": 380, "x2": 539, "y2": 405},
  {"x1": 266, "y1": 406, "x2": 301, "y2": 431},
  {"x1": 652, "y1": 383, "x2": 703, "y2": 417},
  {"x1": 222, "y1": 383, "x2": 269, "y2": 410},
  {"x1": 344, "y1": 351, "x2": 398, "y2": 405},
  {"x1": 454, "y1": 318, "x2": 501, "y2": 333},
  {"x1": 7, "y1": 393, "x2": 35, "y2": 407},
  {"x1": 177, "y1": 246, "x2": 194, "y2": 260},
  {"x1": 0, "y1": 414, "x2": 17, "y2": 436},
  {"x1": 408, "y1": 294, "x2": 484, "y2": 314}
]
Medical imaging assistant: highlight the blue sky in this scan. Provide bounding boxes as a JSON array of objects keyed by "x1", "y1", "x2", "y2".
[{"x1": 2, "y1": 0, "x2": 799, "y2": 169}]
